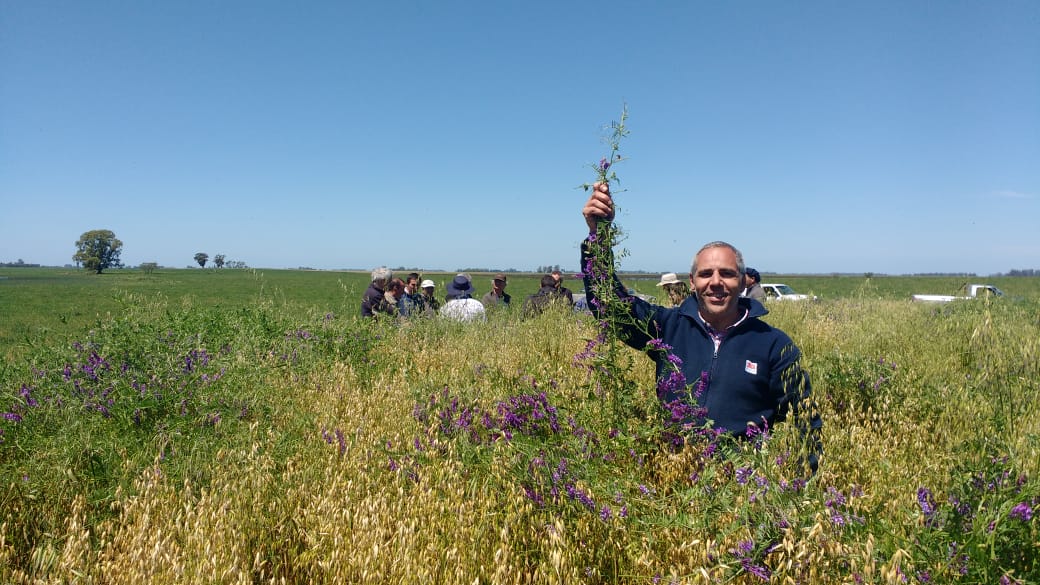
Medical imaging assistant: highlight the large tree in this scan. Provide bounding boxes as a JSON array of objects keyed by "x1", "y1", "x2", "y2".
[
  {"x1": 73, "y1": 229, "x2": 123, "y2": 274},
  {"x1": 213, "y1": 254, "x2": 225, "y2": 268},
  {"x1": 194, "y1": 252, "x2": 209, "y2": 268}
]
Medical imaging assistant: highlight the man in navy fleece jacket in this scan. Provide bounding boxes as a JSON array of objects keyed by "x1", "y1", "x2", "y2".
[{"x1": 581, "y1": 182, "x2": 822, "y2": 471}]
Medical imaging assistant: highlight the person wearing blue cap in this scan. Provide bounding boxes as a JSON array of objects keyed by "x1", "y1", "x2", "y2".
[{"x1": 743, "y1": 268, "x2": 766, "y2": 302}]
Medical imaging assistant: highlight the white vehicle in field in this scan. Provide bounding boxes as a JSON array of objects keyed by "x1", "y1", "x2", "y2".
[
  {"x1": 760, "y1": 283, "x2": 817, "y2": 301},
  {"x1": 911, "y1": 284, "x2": 1004, "y2": 303}
]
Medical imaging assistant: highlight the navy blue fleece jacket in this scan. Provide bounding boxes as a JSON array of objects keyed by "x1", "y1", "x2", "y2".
[{"x1": 581, "y1": 239, "x2": 822, "y2": 447}]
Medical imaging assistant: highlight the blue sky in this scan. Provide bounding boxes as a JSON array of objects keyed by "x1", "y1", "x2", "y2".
[{"x1": 2, "y1": 1, "x2": 1038, "y2": 275}]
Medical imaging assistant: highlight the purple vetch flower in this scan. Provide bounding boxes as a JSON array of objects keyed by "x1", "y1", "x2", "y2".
[
  {"x1": 599, "y1": 505, "x2": 611, "y2": 521},
  {"x1": 1009, "y1": 502, "x2": 1033, "y2": 522},
  {"x1": 917, "y1": 487, "x2": 937, "y2": 521},
  {"x1": 743, "y1": 561, "x2": 771, "y2": 581},
  {"x1": 656, "y1": 371, "x2": 687, "y2": 397},
  {"x1": 599, "y1": 158, "x2": 610, "y2": 172},
  {"x1": 1, "y1": 412, "x2": 22, "y2": 422},
  {"x1": 692, "y1": 370, "x2": 710, "y2": 397},
  {"x1": 523, "y1": 485, "x2": 545, "y2": 507},
  {"x1": 19, "y1": 385, "x2": 39, "y2": 408},
  {"x1": 336, "y1": 429, "x2": 346, "y2": 455},
  {"x1": 735, "y1": 467, "x2": 754, "y2": 485},
  {"x1": 645, "y1": 338, "x2": 672, "y2": 352}
]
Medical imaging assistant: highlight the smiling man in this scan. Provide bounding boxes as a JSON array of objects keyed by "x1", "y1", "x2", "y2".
[{"x1": 581, "y1": 182, "x2": 821, "y2": 471}]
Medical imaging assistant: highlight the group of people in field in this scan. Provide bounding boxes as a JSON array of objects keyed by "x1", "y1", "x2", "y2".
[
  {"x1": 358, "y1": 179, "x2": 822, "y2": 473},
  {"x1": 360, "y1": 268, "x2": 576, "y2": 323}
]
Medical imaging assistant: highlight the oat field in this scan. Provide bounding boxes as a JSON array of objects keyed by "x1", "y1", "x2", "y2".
[{"x1": 1, "y1": 268, "x2": 1038, "y2": 583}]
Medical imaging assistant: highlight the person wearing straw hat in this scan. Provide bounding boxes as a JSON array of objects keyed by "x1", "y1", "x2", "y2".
[{"x1": 656, "y1": 272, "x2": 690, "y2": 307}]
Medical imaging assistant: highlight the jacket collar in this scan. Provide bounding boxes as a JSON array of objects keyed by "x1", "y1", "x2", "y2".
[{"x1": 678, "y1": 296, "x2": 769, "y2": 330}]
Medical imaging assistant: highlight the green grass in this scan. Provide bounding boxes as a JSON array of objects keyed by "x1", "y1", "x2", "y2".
[{"x1": 0, "y1": 267, "x2": 560, "y2": 363}]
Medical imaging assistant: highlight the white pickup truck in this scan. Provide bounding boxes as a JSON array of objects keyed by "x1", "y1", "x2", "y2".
[
  {"x1": 911, "y1": 284, "x2": 1005, "y2": 303},
  {"x1": 760, "y1": 283, "x2": 817, "y2": 301}
]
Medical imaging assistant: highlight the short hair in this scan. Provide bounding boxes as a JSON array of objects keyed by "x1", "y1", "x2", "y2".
[
  {"x1": 690, "y1": 241, "x2": 745, "y2": 276},
  {"x1": 371, "y1": 266, "x2": 392, "y2": 283},
  {"x1": 541, "y1": 274, "x2": 557, "y2": 288},
  {"x1": 388, "y1": 278, "x2": 405, "y2": 291},
  {"x1": 407, "y1": 272, "x2": 420, "y2": 284}
]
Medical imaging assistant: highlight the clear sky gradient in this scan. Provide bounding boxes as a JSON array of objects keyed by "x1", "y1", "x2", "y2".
[{"x1": 3, "y1": 1, "x2": 1038, "y2": 275}]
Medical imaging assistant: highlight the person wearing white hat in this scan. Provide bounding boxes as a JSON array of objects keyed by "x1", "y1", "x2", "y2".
[
  {"x1": 656, "y1": 272, "x2": 690, "y2": 307},
  {"x1": 420, "y1": 279, "x2": 441, "y2": 314}
]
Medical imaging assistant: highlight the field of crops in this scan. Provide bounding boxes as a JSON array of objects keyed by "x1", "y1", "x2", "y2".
[{"x1": 1, "y1": 267, "x2": 1038, "y2": 583}]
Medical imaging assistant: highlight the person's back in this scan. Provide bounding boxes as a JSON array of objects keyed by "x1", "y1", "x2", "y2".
[
  {"x1": 441, "y1": 296, "x2": 486, "y2": 322},
  {"x1": 524, "y1": 275, "x2": 564, "y2": 317},
  {"x1": 551, "y1": 270, "x2": 574, "y2": 306},
  {"x1": 441, "y1": 273, "x2": 487, "y2": 322}
]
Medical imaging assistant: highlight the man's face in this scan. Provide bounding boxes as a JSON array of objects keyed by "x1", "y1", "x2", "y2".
[
  {"x1": 406, "y1": 278, "x2": 418, "y2": 294},
  {"x1": 390, "y1": 283, "x2": 404, "y2": 299},
  {"x1": 493, "y1": 279, "x2": 506, "y2": 293},
  {"x1": 690, "y1": 246, "x2": 745, "y2": 324},
  {"x1": 422, "y1": 286, "x2": 434, "y2": 297}
]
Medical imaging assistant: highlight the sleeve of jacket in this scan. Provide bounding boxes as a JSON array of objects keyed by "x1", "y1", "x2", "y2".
[{"x1": 580, "y1": 237, "x2": 663, "y2": 351}]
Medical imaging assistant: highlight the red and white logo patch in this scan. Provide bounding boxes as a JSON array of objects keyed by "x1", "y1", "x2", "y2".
[{"x1": 745, "y1": 360, "x2": 758, "y2": 375}]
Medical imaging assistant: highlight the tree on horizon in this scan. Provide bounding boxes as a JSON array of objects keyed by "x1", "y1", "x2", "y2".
[{"x1": 73, "y1": 229, "x2": 123, "y2": 274}]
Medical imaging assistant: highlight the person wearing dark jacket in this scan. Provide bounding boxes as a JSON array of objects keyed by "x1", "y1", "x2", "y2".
[
  {"x1": 523, "y1": 274, "x2": 565, "y2": 317},
  {"x1": 551, "y1": 270, "x2": 574, "y2": 306},
  {"x1": 361, "y1": 266, "x2": 395, "y2": 318},
  {"x1": 581, "y1": 182, "x2": 821, "y2": 471}
]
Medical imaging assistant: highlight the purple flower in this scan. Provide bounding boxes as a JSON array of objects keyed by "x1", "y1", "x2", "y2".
[
  {"x1": 645, "y1": 338, "x2": 672, "y2": 351},
  {"x1": 1009, "y1": 502, "x2": 1033, "y2": 522},
  {"x1": 917, "y1": 487, "x2": 936, "y2": 520},
  {"x1": 2, "y1": 412, "x2": 22, "y2": 422},
  {"x1": 735, "y1": 467, "x2": 754, "y2": 485},
  {"x1": 599, "y1": 158, "x2": 610, "y2": 172},
  {"x1": 19, "y1": 385, "x2": 39, "y2": 408},
  {"x1": 335, "y1": 429, "x2": 346, "y2": 455}
]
